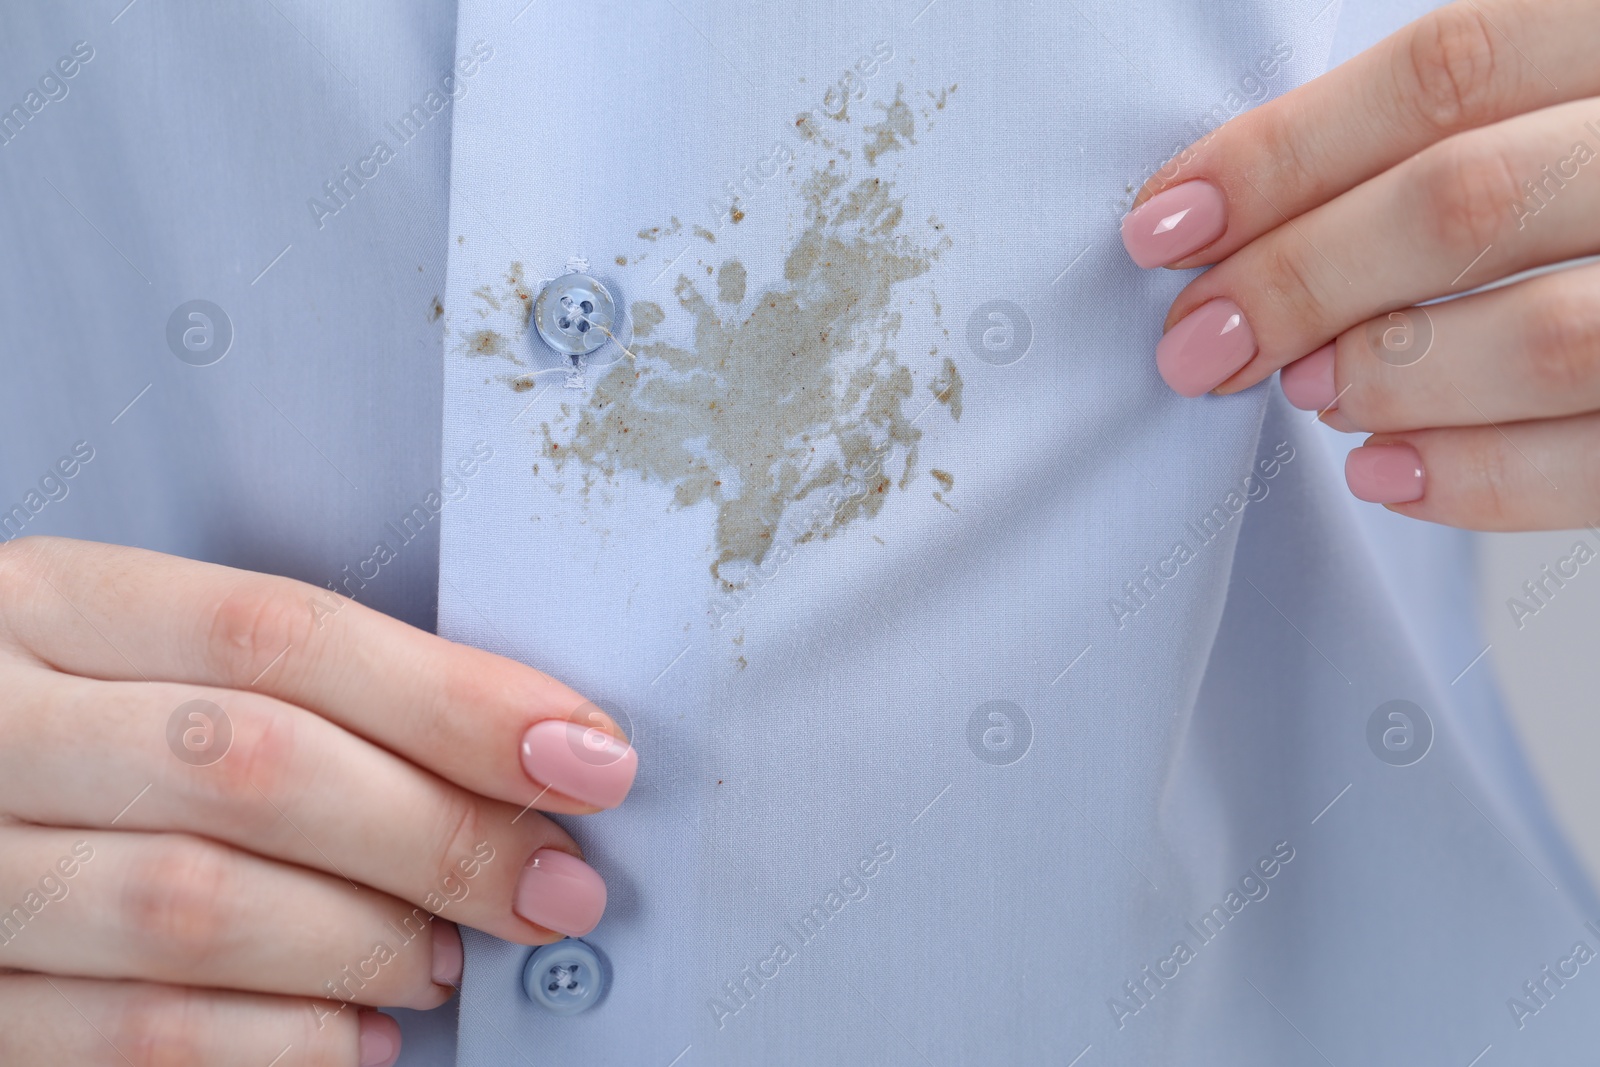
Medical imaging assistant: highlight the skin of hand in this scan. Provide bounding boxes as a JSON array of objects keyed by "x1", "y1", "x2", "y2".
[
  {"x1": 1121, "y1": 0, "x2": 1600, "y2": 531},
  {"x1": 0, "y1": 538, "x2": 637, "y2": 1066}
]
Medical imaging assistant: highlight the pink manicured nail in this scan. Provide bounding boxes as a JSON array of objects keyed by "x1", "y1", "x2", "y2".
[
  {"x1": 1281, "y1": 343, "x2": 1337, "y2": 411},
  {"x1": 1345, "y1": 444, "x2": 1425, "y2": 503},
  {"x1": 358, "y1": 1011, "x2": 401, "y2": 1067},
  {"x1": 431, "y1": 918, "x2": 463, "y2": 988},
  {"x1": 514, "y1": 849, "x2": 607, "y2": 936},
  {"x1": 1156, "y1": 298, "x2": 1257, "y2": 397},
  {"x1": 1121, "y1": 181, "x2": 1228, "y2": 269},
  {"x1": 520, "y1": 719, "x2": 637, "y2": 809}
]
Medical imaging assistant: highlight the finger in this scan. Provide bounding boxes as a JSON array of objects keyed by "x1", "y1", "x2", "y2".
[
  {"x1": 0, "y1": 974, "x2": 399, "y2": 1067},
  {"x1": 1344, "y1": 412, "x2": 1600, "y2": 530},
  {"x1": 1124, "y1": 0, "x2": 1600, "y2": 269},
  {"x1": 0, "y1": 670, "x2": 609, "y2": 941},
  {"x1": 0, "y1": 825, "x2": 458, "y2": 1008},
  {"x1": 1279, "y1": 261, "x2": 1600, "y2": 431},
  {"x1": 0, "y1": 538, "x2": 637, "y2": 814},
  {"x1": 1152, "y1": 96, "x2": 1600, "y2": 397}
]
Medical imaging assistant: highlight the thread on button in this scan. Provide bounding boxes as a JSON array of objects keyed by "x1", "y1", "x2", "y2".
[
  {"x1": 524, "y1": 263, "x2": 635, "y2": 389},
  {"x1": 548, "y1": 963, "x2": 584, "y2": 994},
  {"x1": 523, "y1": 939, "x2": 606, "y2": 1014}
]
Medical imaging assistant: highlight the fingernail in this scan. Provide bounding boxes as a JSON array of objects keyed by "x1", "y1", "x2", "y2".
[
  {"x1": 1121, "y1": 180, "x2": 1228, "y2": 269},
  {"x1": 431, "y1": 918, "x2": 463, "y2": 988},
  {"x1": 1156, "y1": 298, "x2": 1257, "y2": 398},
  {"x1": 1319, "y1": 409, "x2": 1359, "y2": 433},
  {"x1": 514, "y1": 849, "x2": 607, "y2": 937},
  {"x1": 520, "y1": 719, "x2": 638, "y2": 809},
  {"x1": 1280, "y1": 343, "x2": 1337, "y2": 411},
  {"x1": 1345, "y1": 444, "x2": 1425, "y2": 503},
  {"x1": 358, "y1": 1011, "x2": 402, "y2": 1067}
]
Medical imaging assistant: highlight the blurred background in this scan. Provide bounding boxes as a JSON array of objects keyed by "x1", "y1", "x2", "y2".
[{"x1": 1481, "y1": 530, "x2": 1600, "y2": 884}]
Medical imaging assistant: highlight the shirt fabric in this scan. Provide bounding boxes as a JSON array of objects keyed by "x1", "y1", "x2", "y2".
[
  {"x1": 3, "y1": 2, "x2": 1597, "y2": 1066},
  {"x1": 435, "y1": 1, "x2": 1600, "y2": 1065}
]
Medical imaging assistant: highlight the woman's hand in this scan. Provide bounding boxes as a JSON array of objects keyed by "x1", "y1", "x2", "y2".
[
  {"x1": 1122, "y1": 0, "x2": 1600, "y2": 530},
  {"x1": 0, "y1": 538, "x2": 637, "y2": 1066}
]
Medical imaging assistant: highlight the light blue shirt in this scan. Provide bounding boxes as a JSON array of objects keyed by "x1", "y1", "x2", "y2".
[{"x1": 5, "y1": 2, "x2": 1598, "y2": 1065}]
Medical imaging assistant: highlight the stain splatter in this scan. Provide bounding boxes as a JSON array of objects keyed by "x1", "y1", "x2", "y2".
[
  {"x1": 429, "y1": 296, "x2": 444, "y2": 322},
  {"x1": 456, "y1": 263, "x2": 534, "y2": 365},
  {"x1": 928, "y1": 83, "x2": 957, "y2": 111},
  {"x1": 466, "y1": 328, "x2": 507, "y2": 358},
  {"x1": 616, "y1": 255, "x2": 628, "y2": 266},
  {"x1": 863, "y1": 85, "x2": 915, "y2": 166},
  {"x1": 930, "y1": 468, "x2": 954, "y2": 493},
  {"x1": 694, "y1": 225, "x2": 717, "y2": 244},
  {"x1": 639, "y1": 217, "x2": 683, "y2": 242},
  {"x1": 928, "y1": 356, "x2": 963, "y2": 420},
  {"x1": 794, "y1": 112, "x2": 851, "y2": 157},
  {"x1": 632, "y1": 300, "x2": 665, "y2": 338},
  {"x1": 717, "y1": 260, "x2": 746, "y2": 305},
  {"x1": 523, "y1": 81, "x2": 957, "y2": 591}
]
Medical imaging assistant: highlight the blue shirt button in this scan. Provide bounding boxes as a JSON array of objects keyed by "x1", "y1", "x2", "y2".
[
  {"x1": 523, "y1": 938, "x2": 606, "y2": 1016},
  {"x1": 533, "y1": 273, "x2": 616, "y2": 358}
]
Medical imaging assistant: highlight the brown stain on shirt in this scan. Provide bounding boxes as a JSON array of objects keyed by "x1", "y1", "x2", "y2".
[
  {"x1": 632, "y1": 301, "x2": 665, "y2": 339},
  {"x1": 928, "y1": 355, "x2": 963, "y2": 420},
  {"x1": 863, "y1": 85, "x2": 915, "y2": 166},
  {"x1": 524, "y1": 81, "x2": 958, "y2": 590},
  {"x1": 458, "y1": 262, "x2": 535, "y2": 366},
  {"x1": 639, "y1": 217, "x2": 683, "y2": 241},
  {"x1": 717, "y1": 260, "x2": 747, "y2": 305},
  {"x1": 466, "y1": 328, "x2": 507, "y2": 358}
]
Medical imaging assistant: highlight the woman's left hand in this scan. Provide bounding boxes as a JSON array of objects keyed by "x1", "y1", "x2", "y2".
[{"x1": 1121, "y1": 0, "x2": 1600, "y2": 531}]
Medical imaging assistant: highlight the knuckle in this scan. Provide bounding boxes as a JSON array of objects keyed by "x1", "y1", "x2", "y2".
[
  {"x1": 275, "y1": 1001, "x2": 357, "y2": 1067},
  {"x1": 1521, "y1": 279, "x2": 1600, "y2": 395},
  {"x1": 1402, "y1": 5, "x2": 1508, "y2": 135},
  {"x1": 0, "y1": 535, "x2": 49, "y2": 584},
  {"x1": 296, "y1": 1005, "x2": 363, "y2": 1067},
  {"x1": 105, "y1": 984, "x2": 216, "y2": 1067},
  {"x1": 1257, "y1": 239, "x2": 1335, "y2": 339},
  {"x1": 184, "y1": 698, "x2": 300, "y2": 832},
  {"x1": 104, "y1": 984, "x2": 347, "y2": 1067},
  {"x1": 1417, "y1": 138, "x2": 1521, "y2": 257},
  {"x1": 1341, "y1": 358, "x2": 1398, "y2": 428},
  {"x1": 430, "y1": 793, "x2": 490, "y2": 905},
  {"x1": 1463, "y1": 431, "x2": 1522, "y2": 527},
  {"x1": 0, "y1": 537, "x2": 56, "y2": 636},
  {"x1": 119, "y1": 835, "x2": 242, "y2": 970},
  {"x1": 398, "y1": 659, "x2": 464, "y2": 757},
  {"x1": 1250, "y1": 106, "x2": 1323, "y2": 202},
  {"x1": 204, "y1": 577, "x2": 318, "y2": 688}
]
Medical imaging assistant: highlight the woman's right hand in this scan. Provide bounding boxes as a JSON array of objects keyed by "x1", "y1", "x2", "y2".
[{"x1": 0, "y1": 537, "x2": 637, "y2": 1067}]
